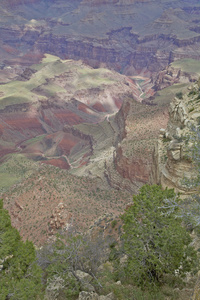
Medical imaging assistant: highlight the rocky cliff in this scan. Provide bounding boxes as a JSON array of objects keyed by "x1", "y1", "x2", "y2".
[
  {"x1": 103, "y1": 93, "x2": 169, "y2": 192},
  {"x1": 151, "y1": 81, "x2": 200, "y2": 195},
  {"x1": 154, "y1": 65, "x2": 199, "y2": 91},
  {"x1": 72, "y1": 60, "x2": 200, "y2": 193}
]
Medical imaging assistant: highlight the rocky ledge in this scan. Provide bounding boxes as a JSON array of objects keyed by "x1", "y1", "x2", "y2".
[{"x1": 151, "y1": 80, "x2": 200, "y2": 196}]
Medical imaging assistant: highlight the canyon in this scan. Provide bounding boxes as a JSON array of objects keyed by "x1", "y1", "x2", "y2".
[
  {"x1": 0, "y1": 54, "x2": 142, "y2": 171},
  {"x1": 1, "y1": 0, "x2": 200, "y2": 77},
  {"x1": 1, "y1": 55, "x2": 200, "y2": 245},
  {"x1": 0, "y1": 0, "x2": 200, "y2": 246},
  {"x1": 1, "y1": 1, "x2": 200, "y2": 299}
]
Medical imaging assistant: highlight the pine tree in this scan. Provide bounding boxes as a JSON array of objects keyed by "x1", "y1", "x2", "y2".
[
  {"x1": 121, "y1": 185, "x2": 198, "y2": 287},
  {"x1": 0, "y1": 199, "x2": 43, "y2": 300}
]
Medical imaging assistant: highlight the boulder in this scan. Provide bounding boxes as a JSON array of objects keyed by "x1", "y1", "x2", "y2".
[
  {"x1": 75, "y1": 270, "x2": 95, "y2": 292},
  {"x1": 81, "y1": 283, "x2": 96, "y2": 293},
  {"x1": 168, "y1": 141, "x2": 182, "y2": 161},
  {"x1": 78, "y1": 292, "x2": 99, "y2": 300},
  {"x1": 75, "y1": 270, "x2": 93, "y2": 283},
  {"x1": 78, "y1": 292, "x2": 115, "y2": 300},
  {"x1": 45, "y1": 276, "x2": 65, "y2": 300},
  {"x1": 99, "y1": 292, "x2": 115, "y2": 300}
]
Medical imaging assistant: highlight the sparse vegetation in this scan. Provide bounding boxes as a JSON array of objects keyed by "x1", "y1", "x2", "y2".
[
  {"x1": 189, "y1": 107, "x2": 195, "y2": 113},
  {"x1": 0, "y1": 154, "x2": 40, "y2": 193},
  {"x1": 1, "y1": 163, "x2": 131, "y2": 245},
  {"x1": 176, "y1": 91, "x2": 183, "y2": 99},
  {"x1": 31, "y1": 184, "x2": 199, "y2": 299},
  {"x1": 162, "y1": 137, "x2": 171, "y2": 143},
  {"x1": 111, "y1": 219, "x2": 117, "y2": 228}
]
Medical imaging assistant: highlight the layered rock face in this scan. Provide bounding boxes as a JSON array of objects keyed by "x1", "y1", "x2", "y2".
[
  {"x1": 151, "y1": 81, "x2": 200, "y2": 195},
  {"x1": 1, "y1": 0, "x2": 200, "y2": 76},
  {"x1": 154, "y1": 65, "x2": 200, "y2": 91},
  {"x1": 74, "y1": 61, "x2": 200, "y2": 193},
  {"x1": 102, "y1": 88, "x2": 169, "y2": 192}
]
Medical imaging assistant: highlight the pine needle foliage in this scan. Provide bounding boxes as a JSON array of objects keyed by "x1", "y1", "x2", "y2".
[
  {"x1": 121, "y1": 185, "x2": 198, "y2": 288},
  {"x1": 0, "y1": 199, "x2": 43, "y2": 300}
]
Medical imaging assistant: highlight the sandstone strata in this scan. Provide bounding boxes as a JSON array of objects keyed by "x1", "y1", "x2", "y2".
[
  {"x1": 103, "y1": 92, "x2": 169, "y2": 193},
  {"x1": 1, "y1": 1, "x2": 200, "y2": 76},
  {"x1": 154, "y1": 65, "x2": 199, "y2": 91},
  {"x1": 151, "y1": 82, "x2": 200, "y2": 195}
]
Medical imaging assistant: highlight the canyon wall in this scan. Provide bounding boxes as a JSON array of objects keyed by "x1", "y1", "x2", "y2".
[
  {"x1": 151, "y1": 81, "x2": 200, "y2": 196},
  {"x1": 1, "y1": 0, "x2": 200, "y2": 76},
  {"x1": 104, "y1": 90, "x2": 169, "y2": 192}
]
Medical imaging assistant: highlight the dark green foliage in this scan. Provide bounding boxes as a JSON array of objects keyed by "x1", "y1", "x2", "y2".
[
  {"x1": 162, "y1": 137, "x2": 171, "y2": 143},
  {"x1": 111, "y1": 220, "x2": 117, "y2": 228},
  {"x1": 176, "y1": 92, "x2": 183, "y2": 99},
  {"x1": 120, "y1": 185, "x2": 198, "y2": 287},
  {"x1": 188, "y1": 89, "x2": 197, "y2": 96},
  {"x1": 0, "y1": 199, "x2": 43, "y2": 300},
  {"x1": 195, "y1": 94, "x2": 200, "y2": 101}
]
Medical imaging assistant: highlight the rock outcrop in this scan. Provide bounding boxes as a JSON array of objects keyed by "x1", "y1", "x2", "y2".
[
  {"x1": 151, "y1": 81, "x2": 200, "y2": 196},
  {"x1": 78, "y1": 291, "x2": 115, "y2": 300},
  {"x1": 104, "y1": 90, "x2": 169, "y2": 192},
  {"x1": 154, "y1": 64, "x2": 199, "y2": 92}
]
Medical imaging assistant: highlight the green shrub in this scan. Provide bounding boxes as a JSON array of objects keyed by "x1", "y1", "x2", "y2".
[
  {"x1": 111, "y1": 220, "x2": 117, "y2": 228},
  {"x1": 176, "y1": 92, "x2": 183, "y2": 99},
  {"x1": 120, "y1": 185, "x2": 198, "y2": 288},
  {"x1": 0, "y1": 199, "x2": 43, "y2": 300}
]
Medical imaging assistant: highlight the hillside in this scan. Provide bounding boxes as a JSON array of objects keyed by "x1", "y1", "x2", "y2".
[
  {"x1": 0, "y1": 54, "x2": 142, "y2": 175},
  {"x1": 2, "y1": 161, "x2": 131, "y2": 245}
]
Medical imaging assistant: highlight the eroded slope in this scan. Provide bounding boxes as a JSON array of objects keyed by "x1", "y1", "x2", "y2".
[
  {"x1": 2, "y1": 162, "x2": 131, "y2": 245},
  {"x1": 0, "y1": 54, "x2": 140, "y2": 173}
]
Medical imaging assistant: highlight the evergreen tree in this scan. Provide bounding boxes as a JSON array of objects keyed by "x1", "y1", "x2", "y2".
[
  {"x1": 120, "y1": 185, "x2": 198, "y2": 287},
  {"x1": 0, "y1": 199, "x2": 43, "y2": 300}
]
